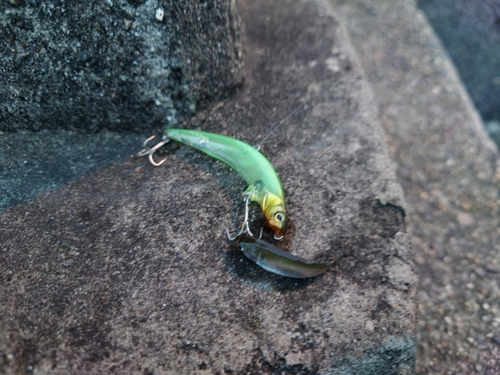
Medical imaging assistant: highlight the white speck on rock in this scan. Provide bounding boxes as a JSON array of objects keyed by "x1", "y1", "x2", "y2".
[
  {"x1": 365, "y1": 320, "x2": 375, "y2": 333},
  {"x1": 156, "y1": 8, "x2": 164, "y2": 21},
  {"x1": 325, "y1": 57, "x2": 340, "y2": 72},
  {"x1": 456, "y1": 211, "x2": 474, "y2": 226}
]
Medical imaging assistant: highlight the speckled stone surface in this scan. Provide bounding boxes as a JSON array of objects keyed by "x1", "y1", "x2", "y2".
[
  {"x1": 334, "y1": 0, "x2": 500, "y2": 373},
  {"x1": 0, "y1": 0, "x2": 416, "y2": 373},
  {"x1": 0, "y1": 0, "x2": 243, "y2": 131}
]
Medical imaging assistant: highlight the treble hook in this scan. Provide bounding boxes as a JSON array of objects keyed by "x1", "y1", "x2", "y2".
[
  {"x1": 137, "y1": 135, "x2": 169, "y2": 166},
  {"x1": 225, "y1": 195, "x2": 256, "y2": 240}
]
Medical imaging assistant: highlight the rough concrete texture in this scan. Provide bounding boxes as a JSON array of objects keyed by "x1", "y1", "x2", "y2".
[
  {"x1": 0, "y1": 0, "x2": 242, "y2": 132},
  {"x1": 334, "y1": 0, "x2": 500, "y2": 373},
  {"x1": 0, "y1": 0, "x2": 416, "y2": 373}
]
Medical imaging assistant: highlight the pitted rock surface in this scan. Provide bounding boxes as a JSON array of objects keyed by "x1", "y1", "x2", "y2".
[{"x1": 0, "y1": 0, "x2": 416, "y2": 373}]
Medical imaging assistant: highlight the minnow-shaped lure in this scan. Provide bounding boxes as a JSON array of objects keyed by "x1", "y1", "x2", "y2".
[
  {"x1": 237, "y1": 235, "x2": 331, "y2": 278},
  {"x1": 138, "y1": 129, "x2": 287, "y2": 239}
]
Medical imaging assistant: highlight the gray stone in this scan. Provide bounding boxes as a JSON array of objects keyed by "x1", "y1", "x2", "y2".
[
  {"x1": 334, "y1": 0, "x2": 500, "y2": 373},
  {"x1": 0, "y1": 0, "x2": 416, "y2": 373},
  {"x1": 0, "y1": 0, "x2": 243, "y2": 131}
]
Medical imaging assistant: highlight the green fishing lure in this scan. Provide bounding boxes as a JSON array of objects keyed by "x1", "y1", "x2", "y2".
[{"x1": 138, "y1": 129, "x2": 287, "y2": 239}]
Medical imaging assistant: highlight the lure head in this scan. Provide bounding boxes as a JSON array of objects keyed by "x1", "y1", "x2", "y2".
[
  {"x1": 238, "y1": 241, "x2": 261, "y2": 263},
  {"x1": 262, "y1": 193, "x2": 287, "y2": 239}
]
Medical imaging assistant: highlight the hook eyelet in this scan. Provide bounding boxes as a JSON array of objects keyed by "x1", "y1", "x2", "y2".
[{"x1": 137, "y1": 135, "x2": 169, "y2": 166}]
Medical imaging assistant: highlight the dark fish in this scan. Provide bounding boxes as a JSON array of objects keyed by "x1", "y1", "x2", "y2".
[{"x1": 237, "y1": 236, "x2": 332, "y2": 278}]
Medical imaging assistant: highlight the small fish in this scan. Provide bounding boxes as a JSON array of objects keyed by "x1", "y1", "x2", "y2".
[{"x1": 237, "y1": 235, "x2": 332, "y2": 278}]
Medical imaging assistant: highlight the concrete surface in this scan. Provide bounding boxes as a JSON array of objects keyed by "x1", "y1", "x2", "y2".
[
  {"x1": 334, "y1": 0, "x2": 500, "y2": 373},
  {"x1": 0, "y1": 129, "x2": 143, "y2": 210},
  {"x1": 0, "y1": 0, "x2": 416, "y2": 373},
  {"x1": 0, "y1": 0, "x2": 243, "y2": 131}
]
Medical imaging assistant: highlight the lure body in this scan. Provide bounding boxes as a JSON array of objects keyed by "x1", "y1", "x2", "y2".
[
  {"x1": 237, "y1": 235, "x2": 331, "y2": 278},
  {"x1": 165, "y1": 128, "x2": 287, "y2": 237}
]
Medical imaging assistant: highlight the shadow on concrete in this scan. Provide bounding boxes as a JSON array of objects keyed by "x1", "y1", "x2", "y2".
[{"x1": 0, "y1": 129, "x2": 144, "y2": 211}]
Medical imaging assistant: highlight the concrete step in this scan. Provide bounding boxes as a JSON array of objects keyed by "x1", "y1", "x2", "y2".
[
  {"x1": 0, "y1": 0, "x2": 417, "y2": 373},
  {"x1": 334, "y1": 0, "x2": 500, "y2": 373}
]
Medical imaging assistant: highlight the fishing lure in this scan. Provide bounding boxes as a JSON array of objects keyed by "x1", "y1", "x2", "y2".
[
  {"x1": 237, "y1": 235, "x2": 332, "y2": 278},
  {"x1": 138, "y1": 129, "x2": 287, "y2": 240}
]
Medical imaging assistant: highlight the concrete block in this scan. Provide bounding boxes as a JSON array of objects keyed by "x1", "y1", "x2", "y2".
[
  {"x1": 0, "y1": 0, "x2": 416, "y2": 373},
  {"x1": 0, "y1": 0, "x2": 243, "y2": 131}
]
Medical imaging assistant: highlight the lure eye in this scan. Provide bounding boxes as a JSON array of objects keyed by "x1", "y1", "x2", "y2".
[{"x1": 274, "y1": 212, "x2": 285, "y2": 223}]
